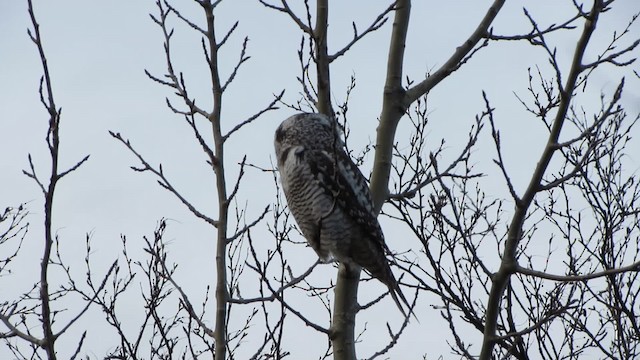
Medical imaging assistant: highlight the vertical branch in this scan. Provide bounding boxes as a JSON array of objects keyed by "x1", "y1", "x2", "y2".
[
  {"x1": 309, "y1": 1, "x2": 355, "y2": 358},
  {"x1": 140, "y1": 1, "x2": 278, "y2": 357},
  {"x1": 369, "y1": 0, "x2": 411, "y2": 213},
  {"x1": 27, "y1": 1, "x2": 59, "y2": 358},
  {"x1": 479, "y1": 2, "x2": 603, "y2": 358},
  {"x1": 199, "y1": 1, "x2": 229, "y2": 359},
  {"x1": 315, "y1": 0, "x2": 332, "y2": 115},
  {"x1": 331, "y1": 265, "x2": 359, "y2": 360},
  {"x1": 332, "y1": 2, "x2": 411, "y2": 359}
]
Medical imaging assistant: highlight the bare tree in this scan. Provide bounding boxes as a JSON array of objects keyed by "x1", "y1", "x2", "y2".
[
  {"x1": 105, "y1": 1, "x2": 638, "y2": 359},
  {"x1": 384, "y1": 0, "x2": 640, "y2": 359},
  {"x1": 260, "y1": 0, "x2": 640, "y2": 359},
  {"x1": 110, "y1": 0, "x2": 282, "y2": 358},
  {"x1": 0, "y1": 1, "x2": 116, "y2": 359},
  {"x1": 4, "y1": 0, "x2": 640, "y2": 359}
]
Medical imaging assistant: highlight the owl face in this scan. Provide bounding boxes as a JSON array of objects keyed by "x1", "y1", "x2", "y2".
[{"x1": 274, "y1": 113, "x2": 342, "y2": 166}]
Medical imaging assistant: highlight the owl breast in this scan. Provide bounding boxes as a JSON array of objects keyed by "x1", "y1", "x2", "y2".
[{"x1": 279, "y1": 147, "x2": 357, "y2": 263}]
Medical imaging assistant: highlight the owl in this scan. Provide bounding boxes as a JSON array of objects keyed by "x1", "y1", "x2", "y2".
[{"x1": 274, "y1": 112, "x2": 411, "y2": 317}]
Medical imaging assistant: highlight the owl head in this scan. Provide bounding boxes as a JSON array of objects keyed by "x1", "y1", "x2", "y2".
[{"x1": 274, "y1": 113, "x2": 344, "y2": 165}]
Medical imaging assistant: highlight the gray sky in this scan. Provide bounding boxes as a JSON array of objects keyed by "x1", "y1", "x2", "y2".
[{"x1": 1, "y1": 0, "x2": 639, "y2": 358}]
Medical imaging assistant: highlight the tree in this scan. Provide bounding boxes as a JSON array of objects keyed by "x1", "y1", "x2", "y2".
[
  {"x1": 1, "y1": 0, "x2": 639, "y2": 359},
  {"x1": 0, "y1": 2, "x2": 116, "y2": 359}
]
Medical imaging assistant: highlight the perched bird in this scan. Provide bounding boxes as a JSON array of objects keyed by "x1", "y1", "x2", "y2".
[{"x1": 274, "y1": 112, "x2": 412, "y2": 316}]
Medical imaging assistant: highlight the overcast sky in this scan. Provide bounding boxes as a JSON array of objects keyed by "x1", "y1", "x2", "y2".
[{"x1": 1, "y1": 0, "x2": 639, "y2": 358}]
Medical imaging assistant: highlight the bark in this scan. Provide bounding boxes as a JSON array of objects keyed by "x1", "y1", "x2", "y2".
[{"x1": 202, "y1": 2, "x2": 230, "y2": 359}]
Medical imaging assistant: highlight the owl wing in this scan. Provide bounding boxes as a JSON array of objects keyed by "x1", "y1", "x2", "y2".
[
  {"x1": 307, "y1": 147, "x2": 413, "y2": 318},
  {"x1": 306, "y1": 148, "x2": 387, "y2": 252}
]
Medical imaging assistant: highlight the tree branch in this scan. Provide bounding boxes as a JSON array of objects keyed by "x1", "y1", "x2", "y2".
[
  {"x1": 517, "y1": 260, "x2": 640, "y2": 282},
  {"x1": 479, "y1": 2, "x2": 604, "y2": 358},
  {"x1": 404, "y1": 0, "x2": 506, "y2": 105}
]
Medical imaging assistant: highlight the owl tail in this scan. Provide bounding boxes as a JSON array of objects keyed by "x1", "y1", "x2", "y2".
[
  {"x1": 350, "y1": 240, "x2": 417, "y2": 320},
  {"x1": 387, "y1": 277, "x2": 418, "y2": 322}
]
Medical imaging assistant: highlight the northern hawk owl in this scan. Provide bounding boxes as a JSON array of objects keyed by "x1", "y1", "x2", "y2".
[{"x1": 274, "y1": 113, "x2": 411, "y2": 316}]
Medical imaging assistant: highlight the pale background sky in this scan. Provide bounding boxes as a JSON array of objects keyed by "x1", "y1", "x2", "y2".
[{"x1": 1, "y1": 0, "x2": 639, "y2": 358}]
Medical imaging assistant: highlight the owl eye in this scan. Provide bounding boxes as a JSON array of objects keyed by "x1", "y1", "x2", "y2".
[{"x1": 294, "y1": 147, "x2": 305, "y2": 159}]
